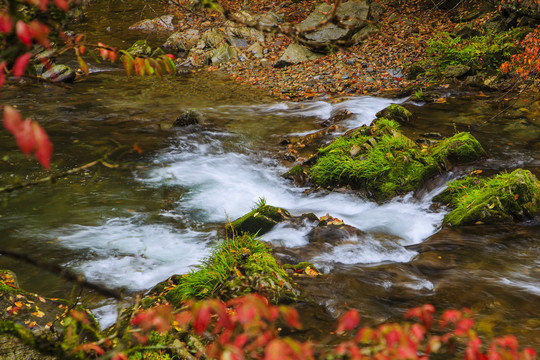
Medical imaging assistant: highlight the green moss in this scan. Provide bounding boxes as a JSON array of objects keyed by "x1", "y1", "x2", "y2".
[
  {"x1": 226, "y1": 202, "x2": 292, "y2": 236},
  {"x1": 282, "y1": 262, "x2": 319, "y2": 273},
  {"x1": 309, "y1": 119, "x2": 440, "y2": 200},
  {"x1": 426, "y1": 28, "x2": 529, "y2": 76},
  {"x1": 431, "y1": 132, "x2": 485, "y2": 164},
  {"x1": 165, "y1": 234, "x2": 297, "y2": 306},
  {"x1": 376, "y1": 104, "x2": 413, "y2": 123},
  {"x1": 309, "y1": 118, "x2": 485, "y2": 201},
  {"x1": 435, "y1": 169, "x2": 540, "y2": 226}
]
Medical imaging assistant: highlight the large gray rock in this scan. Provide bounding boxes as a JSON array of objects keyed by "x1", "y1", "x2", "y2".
[
  {"x1": 211, "y1": 43, "x2": 238, "y2": 65},
  {"x1": 201, "y1": 28, "x2": 226, "y2": 49},
  {"x1": 277, "y1": 44, "x2": 323, "y2": 66},
  {"x1": 299, "y1": 1, "x2": 370, "y2": 46},
  {"x1": 162, "y1": 29, "x2": 201, "y2": 53},
  {"x1": 129, "y1": 14, "x2": 175, "y2": 32}
]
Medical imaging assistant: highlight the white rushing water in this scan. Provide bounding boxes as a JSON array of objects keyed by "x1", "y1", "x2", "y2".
[{"x1": 53, "y1": 96, "x2": 445, "y2": 307}]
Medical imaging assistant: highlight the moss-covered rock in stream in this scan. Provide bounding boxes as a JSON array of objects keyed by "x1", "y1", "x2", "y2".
[
  {"x1": 308, "y1": 118, "x2": 485, "y2": 201},
  {"x1": 165, "y1": 234, "x2": 298, "y2": 306},
  {"x1": 226, "y1": 200, "x2": 293, "y2": 236},
  {"x1": 434, "y1": 169, "x2": 540, "y2": 226},
  {"x1": 375, "y1": 104, "x2": 413, "y2": 124}
]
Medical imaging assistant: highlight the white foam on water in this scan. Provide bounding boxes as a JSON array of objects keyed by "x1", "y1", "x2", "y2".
[
  {"x1": 312, "y1": 233, "x2": 418, "y2": 267},
  {"x1": 57, "y1": 218, "x2": 214, "y2": 291}
]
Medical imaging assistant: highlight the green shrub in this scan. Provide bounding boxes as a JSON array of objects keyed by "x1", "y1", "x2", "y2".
[{"x1": 426, "y1": 28, "x2": 529, "y2": 74}]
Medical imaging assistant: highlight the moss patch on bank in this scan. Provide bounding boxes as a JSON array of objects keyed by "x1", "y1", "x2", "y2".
[
  {"x1": 165, "y1": 234, "x2": 297, "y2": 306},
  {"x1": 434, "y1": 168, "x2": 540, "y2": 226},
  {"x1": 309, "y1": 118, "x2": 485, "y2": 200}
]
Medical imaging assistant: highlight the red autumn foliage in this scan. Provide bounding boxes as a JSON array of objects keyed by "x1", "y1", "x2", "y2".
[
  {"x1": 3, "y1": 106, "x2": 53, "y2": 169},
  {"x1": 118, "y1": 294, "x2": 538, "y2": 360}
]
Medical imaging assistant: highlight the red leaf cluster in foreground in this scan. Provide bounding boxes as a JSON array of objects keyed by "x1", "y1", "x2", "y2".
[
  {"x1": 71, "y1": 294, "x2": 537, "y2": 360},
  {"x1": 3, "y1": 106, "x2": 53, "y2": 169}
]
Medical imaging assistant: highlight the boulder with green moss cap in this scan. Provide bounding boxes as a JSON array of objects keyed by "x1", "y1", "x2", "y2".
[
  {"x1": 435, "y1": 168, "x2": 540, "y2": 226},
  {"x1": 309, "y1": 118, "x2": 485, "y2": 201}
]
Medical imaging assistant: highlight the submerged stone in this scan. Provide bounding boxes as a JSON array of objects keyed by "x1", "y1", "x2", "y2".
[
  {"x1": 434, "y1": 169, "x2": 540, "y2": 226},
  {"x1": 308, "y1": 118, "x2": 485, "y2": 201}
]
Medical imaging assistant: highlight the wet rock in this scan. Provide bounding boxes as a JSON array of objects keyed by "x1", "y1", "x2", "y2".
[
  {"x1": 211, "y1": 43, "x2": 238, "y2": 65},
  {"x1": 351, "y1": 23, "x2": 378, "y2": 44},
  {"x1": 376, "y1": 104, "x2": 413, "y2": 124},
  {"x1": 129, "y1": 14, "x2": 175, "y2": 32},
  {"x1": 453, "y1": 23, "x2": 481, "y2": 39},
  {"x1": 186, "y1": 48, "x2": 209, "y2": 67},
  {"x1": 444, "y1": 64, "x2": 471, "y2": 78},
  {"x1": 406, "y1": 63, "x2": 425, "y2": 80},
  {"x1": 41, "y1": 64, "x2": 76, "y2": 83},
  {"x1": 162, "y1": 30, "x2": 202, "y2": 53},
  {"x1": 126, "y1": 40, "x2": 152, "y2": 57},
  {"x1": 434, "y1": 169, "x2": 540, "y2": 226},
  {"x1": 308, "y1": 223, "x2": 366, "y2": 243},
  {"x1": 258, "y1": 11, "x2": 281, "y2": 28},
  {"x1": 299, "y1": 0, "x2": 370, "y2": 47},
  {"x1": 430, "y1": 131, "x2": 486, "y2": 165},
  {"x1": 227, "y1": 25, "x2": 265, "y2": 43},
  {"x1": 226, "y1": 203, "x2": 294, "y2": 236},
  {"x1": 276, "y1": 44, "x2": 323, "y2": 67},
  {"x1": 201, "y1": 28, "x2": 226, "y2": 49},
  {"x1": 246, "y1": 42, "x2": 264, "y2": 58},
  {"x1": 173, "y1": 110, "x2": 201, "y2": 127}
]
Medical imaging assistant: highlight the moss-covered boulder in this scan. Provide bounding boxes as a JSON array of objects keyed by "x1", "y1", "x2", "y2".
[
  {"x1": 375, "y1": 104, "x2": 413, "y2": 124},
  {"x1": 165, "y1": 234, "x2": 298, "y2": 305},
  {"x1": 431, "y1": 131, "x2": 486, "y2": 165},
  {"x1": 434, "y1": 169, "x2": 540, "y2": 226},
  {"x1": 226, "y1": 201, "x2": 293, "y2": 236},
  {"x1": 308, "y1": 119, "x2": 485, "y2": 201}
]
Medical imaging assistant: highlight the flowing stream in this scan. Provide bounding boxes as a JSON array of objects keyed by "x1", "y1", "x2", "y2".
[{"x1": 2, "y1": 0, "x2": 540, "y2": 349}]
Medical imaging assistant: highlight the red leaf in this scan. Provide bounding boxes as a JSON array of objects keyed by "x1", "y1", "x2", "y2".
[
  {"x1": 53, "y1": 0, "x2": 69, "y2": 11},
  {"x1": 13, "y1": 53, "x2": 32, "y2": 79},
  {"x1": 109, "y1": 50, "x2": 118, "y2": 63},
  {"x1": 38, "y1": 0, "x2": 49, "y2": 11},
  {"x1": 75, "y1": 343, "x2": 104, "y2": 355},
  {"x1": 15, "y1": 119, "x2": 35, "y2": 155},
  {"x1": 28, "y1": 20, "x2": 50, "y2": 48},
  {"x1": 0, "y1": 61, "x2": 6, "y2": 88},
  {"x1": 264, "y1": 339, "x2": 289, "y2": 360},
  {"x1": 32, "y1": 121, "x2": 53, "y2": 169},
  {"x1": 440, "y1": 309, "x2": 462, "y2": 328},
  {"x1": 336, "y1": 309, "x2": 360, "y2": 334},
  {"x1": 16, "y1": 21, "x2": 32, "y2": 46},
  {"x1": 0, "y1": 12, "x2": 13, "y2": 33},
  {"x1": 98, "y1": 42, "x2": 109, "y2": 60},
  {"x1": 280, "y1": 306, "x2": 301, "y2": 329},
  {"x1": 193, "y1": 304, "x2": 212, "y2": 334},
  {"x1": 111, "y1": 353, "x2": 129, "y2": 360},
  {"x1": 3, "y1": 105, "x2": 23, "y2": 134}
]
